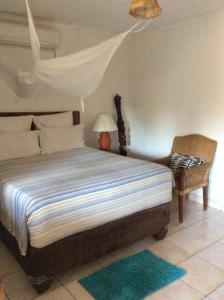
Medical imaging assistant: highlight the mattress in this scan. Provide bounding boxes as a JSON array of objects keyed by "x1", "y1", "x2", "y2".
[{"x1": 0, "y1": 147, "x2": 172, "y2": 255}]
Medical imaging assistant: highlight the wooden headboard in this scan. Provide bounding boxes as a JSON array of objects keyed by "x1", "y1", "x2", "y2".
[{"x1": 0, "y1": 111, "x2": 80, "y2": 129}]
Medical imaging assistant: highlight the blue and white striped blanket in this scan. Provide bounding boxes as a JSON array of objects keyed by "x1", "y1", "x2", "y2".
[{"x1": 0, "y1": 147, "x2": 172, "y2": 255}]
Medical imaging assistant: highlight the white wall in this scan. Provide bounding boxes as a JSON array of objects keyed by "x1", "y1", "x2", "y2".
[
  {"x1": 0, "y1": 23, "x2": 131, "y2": 148},
  {"x1": 128, "y1": 16, "x2": 224, "y2": 209}
]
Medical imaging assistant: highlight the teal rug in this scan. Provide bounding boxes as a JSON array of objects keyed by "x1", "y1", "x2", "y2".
[{"x1": 79, "y1": 250, "x2": 186, "y2": 300}]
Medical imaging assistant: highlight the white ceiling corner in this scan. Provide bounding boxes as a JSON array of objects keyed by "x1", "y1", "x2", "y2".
[{"x1": 0, "y1": 0, "x2": 224, "y2": 34}]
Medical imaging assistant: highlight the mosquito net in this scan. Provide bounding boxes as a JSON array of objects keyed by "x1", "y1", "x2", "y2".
[{"x1": 0, "y1": 0, "x2": 139, "y2": 110}]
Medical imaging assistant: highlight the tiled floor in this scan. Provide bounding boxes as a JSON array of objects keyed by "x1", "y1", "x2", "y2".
[{"x1": 1, "y1": 199, "x2": 224, "y2": 300}]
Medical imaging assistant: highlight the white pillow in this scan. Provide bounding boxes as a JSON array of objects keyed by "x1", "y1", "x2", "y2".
[
  {"x1": 0, "y1": 131, "x2": 40, "y2": 161},
  {"x1": 0, "y1": 115, "x2": 33, "y2": 132},
  {"x1": 39, "y1": 124, "x2": 85, "y2": 154},
  {"x1": 33, "y1": 112, "x2": 73, "y2": 129}
]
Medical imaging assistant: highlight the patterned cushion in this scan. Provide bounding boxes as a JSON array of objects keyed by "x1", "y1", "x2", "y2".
[{"x1": 170, "y1": 152, "x2": 204, "y2": 176}]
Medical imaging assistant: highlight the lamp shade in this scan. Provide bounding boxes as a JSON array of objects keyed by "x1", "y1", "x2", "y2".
[
  {"x1": 129, "y1": 0, "x2": 162, "y2": 20},
  {"x1": 93, "y1": 114, "x2": 117, "y2": 132}
]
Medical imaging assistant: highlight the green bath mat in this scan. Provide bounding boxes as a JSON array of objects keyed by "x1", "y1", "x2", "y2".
[{"x1": 79, "y1": 249, "x2": 186, "y2": 300}]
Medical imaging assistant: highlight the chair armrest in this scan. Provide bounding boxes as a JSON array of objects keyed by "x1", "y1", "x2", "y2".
[
  {"x1": 178, "y1": 164, "x2": 211, "y2": 177},
  {"x1": 175, "y1": 163, "x2": 211, "y2": 191},
  {"x1": 153, "y1": 156, "x2": 171, "y2": 166}
]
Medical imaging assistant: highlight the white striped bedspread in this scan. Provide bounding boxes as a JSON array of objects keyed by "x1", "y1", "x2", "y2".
[{"x1": 0, "y1": 147, "x2": 172, "y2": 255}]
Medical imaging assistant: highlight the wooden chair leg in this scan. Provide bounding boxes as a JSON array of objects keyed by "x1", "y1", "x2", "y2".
[
  {"x1": 203, "y1": 185, "x2": 208, "y2": 211},
  {"x1": 178, "y1": 195, "x2": 184, "y2": 223}
]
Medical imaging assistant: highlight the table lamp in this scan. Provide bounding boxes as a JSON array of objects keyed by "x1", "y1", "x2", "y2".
[{"x1": 93, "y1": 114, "x2": 117, "y2": 150}]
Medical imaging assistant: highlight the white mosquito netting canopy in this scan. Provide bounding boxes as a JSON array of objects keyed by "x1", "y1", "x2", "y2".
[{"x1": 0, "y1": 0, "x2": 141, "y2": 110}]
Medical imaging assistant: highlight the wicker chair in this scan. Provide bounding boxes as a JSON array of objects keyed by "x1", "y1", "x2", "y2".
[{"x1": 154, "y1": 134, "x2": 217, "y2": 223}]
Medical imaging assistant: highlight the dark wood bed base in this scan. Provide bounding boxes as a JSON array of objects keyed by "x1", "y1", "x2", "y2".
[
  {"x1": 0, "y1": 204, "x2": 170, "y2": 292},
  {"x1": 0, "y1": 111, "x2": 170, "y2": 293}
]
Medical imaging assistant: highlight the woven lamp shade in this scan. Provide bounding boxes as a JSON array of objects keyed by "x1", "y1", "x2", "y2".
[{"x1": 129, "y1": 0, "x2": 162, "y2": 20}]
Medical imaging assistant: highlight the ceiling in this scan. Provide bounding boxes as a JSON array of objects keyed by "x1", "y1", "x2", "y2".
[{"x1": 0, "y1": 0, "x2": 224, "y2": 33}]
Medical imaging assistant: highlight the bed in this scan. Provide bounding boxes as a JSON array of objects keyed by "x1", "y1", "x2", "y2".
[{"x1": 0, "y1": 111, "x2": 172, "y2": 293}]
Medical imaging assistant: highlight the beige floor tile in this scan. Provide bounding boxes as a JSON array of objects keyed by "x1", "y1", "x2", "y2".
[
  {"x1": 66, "y1": 279, "x2": 203, "y2": 300},
  {"x1": 98, "y1": 247, "x2": 131, "y2": 267},
  {"x1": 171, "y1": 196, "x2": 178, "y2": 207},
  {"x1": 2, "y1": 271, "x2": 60, "y2": 300},
  {"x1": 129, "y1": 237, "x2": 155, "y2": 252},
  {"x1": 189, "y1": 220, "x2": 224, "y2": 241},
  {"x1": 209, "y1": 212, "x2": 224, "y2": 225},
  {"x1": 179, "y1": 256, "x2": 224, "y2": 295},
  {"x1": 167, "y1": 221, "x2": 185, "y2": 235},
  {"x1": 171, "y1": 198, "x2": 197, "y2": 208},
  {"x1": 65, "y1": 280, "x2": 94, "y2": 300},
  {"x1": 170, "y1": 209, "x2": 203, "y2": 227},
  {"x1": 34, "y1": 287, "x2": 74, "y2": 300},
  {"x1": 167, "y1": 213, "x2": 203, "y2": 235},
  {"x1": 170, "y1": 209, "x2": 179, "y2": 223},
  {"x1": 144, "y1": 237, "x2": 156, "y2": 247},
  {"x1": 187, "y1": 200, "x2": 203, "y2": 209},
  {"x1": 97, "y1": 244, "x2": 150, "y2": 266},
  {"x1": 170, "y1": 204, "x2": 178, "y2": 211},
  {"x1": 187, "y1": 202, "x2": 219, "y2": 218},
  {"x1": 0, "y1": 249, "x2": 21, "y2": 279},
  {"x1": 2, "y1": 271, "x2": 37, "y2": 300},
  {"x1": 125, "y1": 246, "x2": 144, "y2": 256},
  {"x1": 147, "y1": 240, "x2": 191, "y2": 264},
  {"x1": 208, "y1": 284, "x2": 224, "y2": 300},
  {"x1": 171, "y1": 199, "x2": 218, "y2": 222},
  {"x1": 167, "y1": 228, "x2": 215, "y2": 255},
  {"x1": 57, "y1": 261, "x2": 101, "y2": 284},
  {"x1": 145, "y1": 280, "x2": 203, "y2": 300},
  {"x1": 197, "y1": 243, "x2": 224, "y2": 270}
]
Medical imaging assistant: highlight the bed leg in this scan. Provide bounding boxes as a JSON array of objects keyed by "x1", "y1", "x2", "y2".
[
  {"x1": 153, "y1": 227, "x2": 168, "y2": 241},
  {"x1": 29, "y1": 275, "x2": 52, "y2": 294}
]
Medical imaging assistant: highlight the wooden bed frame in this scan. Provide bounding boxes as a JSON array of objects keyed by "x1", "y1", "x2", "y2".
[{"x1": 0, "y1": 111, "x2": 171, "y2": 293}]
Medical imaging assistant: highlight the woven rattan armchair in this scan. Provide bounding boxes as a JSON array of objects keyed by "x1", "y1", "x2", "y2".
[{"x1": 154, "y1": 134, "x2": 217, "y2": 223}]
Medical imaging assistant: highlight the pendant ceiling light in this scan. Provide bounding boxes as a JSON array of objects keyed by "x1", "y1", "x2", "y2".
[{"x1": 129, "y1": 0, "x2": 162, "y2": 20}]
